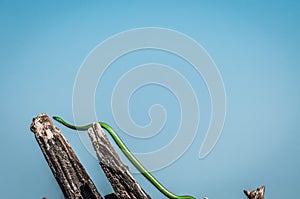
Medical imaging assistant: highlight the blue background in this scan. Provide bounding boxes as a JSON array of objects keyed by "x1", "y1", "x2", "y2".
[{"x1": 1, "y1": 1, "x2": 299, "y2": 198}]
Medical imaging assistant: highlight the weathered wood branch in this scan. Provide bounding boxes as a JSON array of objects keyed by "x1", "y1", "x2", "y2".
[
  {"x1": 30, "y1": 113, "x2": 267, "y2": 199},
  {"x1": 88, "y1": 123, "x2": 151, "y2": 199},
  {"x1": 30, "y1": 113, "x2": 102, "y2": 199},
  {"x1": 243, "y1": 185, "x2": 265, "y2": 199}
]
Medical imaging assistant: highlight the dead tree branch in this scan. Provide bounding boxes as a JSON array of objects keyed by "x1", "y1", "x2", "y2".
[
  {"x1": 88, "y1": 123, "x2": 151, "y2": 199},
  {"x1": 243, "y1": 185, "x2": 265, "y2": 199},
  {"x1": 30, "y1": 113, "x2": 102, "y2": 199}
]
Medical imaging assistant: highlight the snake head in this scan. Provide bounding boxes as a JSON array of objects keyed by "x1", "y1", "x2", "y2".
[{"x1": 53, "y1": 116, "x2": 63, "y2": 123}]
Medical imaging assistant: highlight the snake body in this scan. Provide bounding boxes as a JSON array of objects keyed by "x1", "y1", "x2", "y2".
[{"x1": 53, "y1": 116, "x2": 196, "y2": 199}]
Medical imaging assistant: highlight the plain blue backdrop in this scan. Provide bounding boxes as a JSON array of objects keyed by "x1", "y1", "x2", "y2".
[{"x1": 1, "y1": 1, "x2": 299, "y2": 198}]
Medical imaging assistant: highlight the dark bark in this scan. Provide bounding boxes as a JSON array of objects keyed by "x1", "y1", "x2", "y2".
[
  {"x1": 30, "y1": 113, "x2": 103, "y2": 199},
  {"x1": 88, "y1": 123, "x2": 151, "y2": 199}
]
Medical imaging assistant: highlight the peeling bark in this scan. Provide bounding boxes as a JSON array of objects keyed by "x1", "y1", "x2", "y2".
[
  {"x1": 30, "y1": 113, "x2": 102, "y2": 199},
  {"x1": 88, "y1": 123, "x2": 151, "y2": 199}
]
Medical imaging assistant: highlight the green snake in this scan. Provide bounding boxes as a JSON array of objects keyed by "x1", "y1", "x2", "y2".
[{"x1": 53, "y1": 116, "x2": 196, "y2": 199}]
